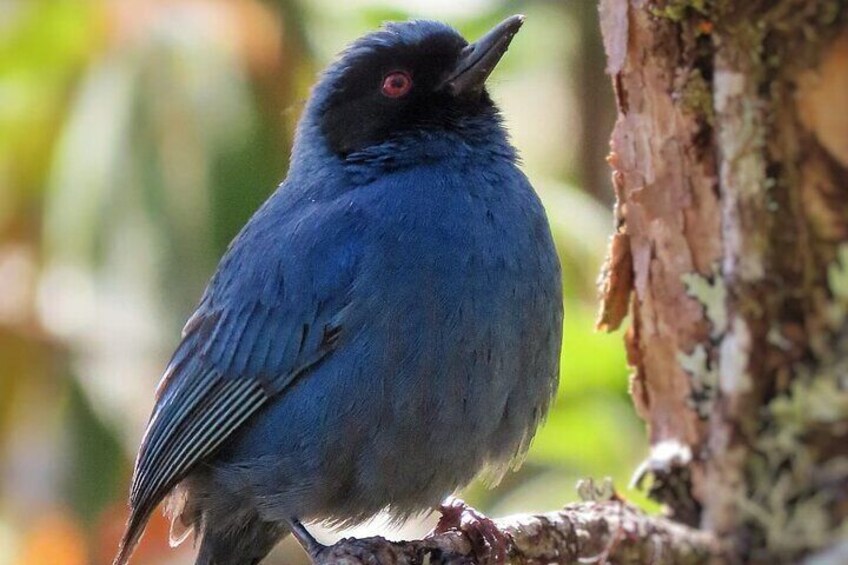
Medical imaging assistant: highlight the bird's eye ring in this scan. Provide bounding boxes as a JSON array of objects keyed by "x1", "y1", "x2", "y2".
[{"x1": 381, "y1": 71, "x2": 412, "y2": 98}]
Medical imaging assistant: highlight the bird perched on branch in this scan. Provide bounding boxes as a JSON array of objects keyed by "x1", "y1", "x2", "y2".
[{"x1": 115, "y1": 14, "x2": 562, "y2": 565}]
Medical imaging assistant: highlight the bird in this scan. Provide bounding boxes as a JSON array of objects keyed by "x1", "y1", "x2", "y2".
[{"x1": 114, "y1": 14, "x2": 562, "y2": 565}]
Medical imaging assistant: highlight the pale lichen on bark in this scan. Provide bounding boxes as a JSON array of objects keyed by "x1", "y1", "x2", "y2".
[{"x1": 708, "y1": 5, "x2": 848, "y2": 561}]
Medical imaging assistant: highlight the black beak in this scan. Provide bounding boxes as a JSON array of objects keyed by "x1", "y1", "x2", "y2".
[{"x1": 442, "y1": 15, "x2": 525, "y2": 97}]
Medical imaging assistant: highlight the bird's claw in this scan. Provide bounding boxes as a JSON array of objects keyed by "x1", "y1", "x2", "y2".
[{"x1": 430, "y1": 497, "x2": 509, "y2": 564}]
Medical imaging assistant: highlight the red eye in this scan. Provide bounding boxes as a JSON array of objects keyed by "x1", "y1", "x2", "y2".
[{"x1": 381, "y1": 71, "x2": 412, "y2": 98}]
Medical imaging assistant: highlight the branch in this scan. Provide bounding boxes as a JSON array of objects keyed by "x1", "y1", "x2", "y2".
[{"x1": 313, "y1": 500, "x2": 723, "y2": 564}]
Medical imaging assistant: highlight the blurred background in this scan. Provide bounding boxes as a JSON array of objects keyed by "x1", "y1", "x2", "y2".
[{"x1": 0, "y1": 0, "x2": 647, "y2": 563}]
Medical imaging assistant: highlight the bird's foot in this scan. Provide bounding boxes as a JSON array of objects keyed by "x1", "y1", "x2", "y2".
[
  {"x1": 430, "y1": 496, "x2": 509, "y2": 563},
  {"x1": 286, "y1": 518, "x2": 326, "y2": 560}
]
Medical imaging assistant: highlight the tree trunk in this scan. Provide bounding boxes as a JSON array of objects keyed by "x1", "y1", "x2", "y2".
[{"x1": 598, "y1": 0, "x2": 848, "y2": 562}]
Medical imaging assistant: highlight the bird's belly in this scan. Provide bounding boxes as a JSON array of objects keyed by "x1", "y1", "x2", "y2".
[
  {"x1": 208, "y1": 187, "x2": 561, "y2": 526},
  {"x1": 213, "y1": 261, "x2": 555, "y2": 526}
]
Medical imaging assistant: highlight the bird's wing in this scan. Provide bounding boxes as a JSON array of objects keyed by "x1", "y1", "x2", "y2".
[{"x1": 115, "y1": 203, "x2": 359, "y2": 564}]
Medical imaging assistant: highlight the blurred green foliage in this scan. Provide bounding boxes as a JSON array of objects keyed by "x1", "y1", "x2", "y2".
[{"x1": 0, "y1": 1, "x2": 642, "y2": 563}]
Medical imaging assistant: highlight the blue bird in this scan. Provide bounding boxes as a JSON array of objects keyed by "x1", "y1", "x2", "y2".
[{"x1": 115, "y1": 15, "x2": 562, "y2": 565}]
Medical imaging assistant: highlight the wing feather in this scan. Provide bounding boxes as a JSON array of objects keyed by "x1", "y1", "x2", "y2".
[
  {"x1": 134, "y1": 378, "x2": 264, "y2": 507},
  {"x1": 114, "y1": 197, "x2": 362, "y2": 565}
]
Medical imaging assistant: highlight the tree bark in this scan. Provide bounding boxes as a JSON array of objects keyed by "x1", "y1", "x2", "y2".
[
  {"x1": 313, "y1": 499, "x2": 721, "y2": 565},
  {"x1": 597, "y1": 0, "x2": 848, "y2": 563}
]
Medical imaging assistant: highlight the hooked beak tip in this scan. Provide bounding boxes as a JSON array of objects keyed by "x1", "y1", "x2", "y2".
[{"x1": 444, "y1": 14, "x2": 525, "y2": 97}]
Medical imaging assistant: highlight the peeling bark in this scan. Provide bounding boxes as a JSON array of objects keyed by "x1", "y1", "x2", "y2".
[
  {"x1": 598, "y1": 0, "x2": 723, "y2": 520},
  {"x1": 598, "y1": 1, "x2": 848, "y2": 562}
]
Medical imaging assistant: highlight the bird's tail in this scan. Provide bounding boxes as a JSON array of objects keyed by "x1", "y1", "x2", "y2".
[
  {"x1": 195, "y1": 516, "x2": 289, "y2": 565},
  {"x1": 113, "y1": 502, "x2": 156, "y2": 565}
]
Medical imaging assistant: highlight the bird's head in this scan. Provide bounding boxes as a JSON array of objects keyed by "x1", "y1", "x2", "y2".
[{"x1": 299, "y1": 16, "x2": 525, "y2": 161}]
